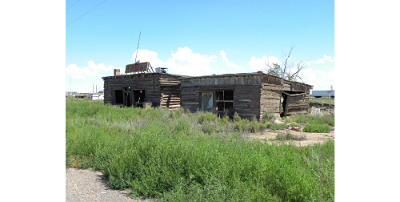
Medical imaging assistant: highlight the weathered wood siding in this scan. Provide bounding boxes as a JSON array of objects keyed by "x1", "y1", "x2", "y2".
[
  {"x1": 159, "y1": 75, "x2": 181, "y2": 110},
  {"x1": 180, "y1": 86, "x2": 200, "y2": 111},
  {"x1": 103, "y1": 73, "x2": 182, "y2": 109},
  {"x1": 286, "y1": 92, "x2": 310, "y2": 116},
  {"x1": 180, "y1": 74, "x2": 263, "y2": 119},
  {"x1": 103, "y1": 74, "x2": 162, "y2": 105},
  {"x1": 260, "y1": 83, "x2": 282, "y2": 120},
  {"x1": 233, "y1": 85, "x2": 261, "y2": 119}
]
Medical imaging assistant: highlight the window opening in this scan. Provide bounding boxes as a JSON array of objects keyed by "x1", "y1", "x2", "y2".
[{"x1": 215, "y1": 90, "x2": 234, "y2": 116}]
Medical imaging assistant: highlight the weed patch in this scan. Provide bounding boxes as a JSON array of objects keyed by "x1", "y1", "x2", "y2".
[
  {"x1": 292, "y1": 114, "x2": 334, "y2": 126},
  {"x1": 66, "y1": 99, "x2": 334, "y2": 201},
  {"x1": 304, "y1": 124, "x2": 331, "y2": 133},
  {"x1": 276, "y1": 132, "x2": 307, "y2": 141}
]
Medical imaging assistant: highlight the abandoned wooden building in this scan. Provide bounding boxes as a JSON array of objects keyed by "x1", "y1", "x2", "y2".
[
  {"x1": 179, "y1": 72, "x2": 313, "y2": 121},
  {"x1": 102, "y1": 62, "x2": 184, "y2": 110},
  {"x1": 103, "y1": 61, "x2": 313, "y2": 120}
]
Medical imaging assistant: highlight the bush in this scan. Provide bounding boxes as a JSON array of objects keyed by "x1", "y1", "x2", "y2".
[
  {"x1": 262, "y1": 110, "x2": 275, "y2": 123},
  {"x1": 268, "y1": 123, "x2": 287, "y2": 131},
  {"x1": 249, "y1": 117, "x2": 260, "y2": 133},
  {"x1": 233, "y1": 112, "x2": 241, "y2": 122},
  {"x1": 197, "y1": 111, "x2": 218, "y2": 124},
  {"x1": 276, "y1": 132, "x2": 306, "y2": 141},
  {"x1": 292, "y1": 114, "x2": 334, "y2": 126},
  {"x1": 304, "y1": 124, "x2": 331, "y2": 133},
  {"x1": 66, "y1": 100, "x2": 335, "y2": 201},
  {"x1": 202, "y1": 121, "x2": 217, "y2": 134}
]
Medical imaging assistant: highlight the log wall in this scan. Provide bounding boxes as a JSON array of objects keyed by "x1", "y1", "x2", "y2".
[
  {"x1": 180, "y1": 74, "x2": 263, "y2": 119},
  {"x1": 103, "y1": 73, "x2": 182, "y2": 110},
  {"x1": 286, "y1": 92, "x2": 310, "y2": 116}
]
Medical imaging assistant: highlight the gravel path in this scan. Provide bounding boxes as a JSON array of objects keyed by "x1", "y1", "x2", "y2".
[{"x1": 66, "y1": 168, "x2": 155, "y2": 202}]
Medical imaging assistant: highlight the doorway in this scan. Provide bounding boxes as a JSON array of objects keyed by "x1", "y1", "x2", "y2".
[
  {"x1": 133, "y1": 90, "x2": 146, "y2": 107},
  {"x1": 114, "y1": 90, "x2": 123, "y2": 105},
  {"x1": 125, "y1": 92, "x2": 132, "y2": 107}
]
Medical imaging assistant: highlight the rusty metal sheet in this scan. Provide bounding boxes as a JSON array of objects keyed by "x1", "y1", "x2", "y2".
[{"x1": 125, "y1": 62, "x2": 149, "y2": 73}]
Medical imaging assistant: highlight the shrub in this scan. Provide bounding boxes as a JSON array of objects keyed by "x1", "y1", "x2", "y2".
[
  {"x1": 197, "y1": 111, "x2": 218, "y2": 124},
  {"x1": 233, "y1": 112, "x2": 241, "y2": 122},
  {"x1": 292, "y1": 114, "x2": 335, "y2": 126},
  {"x1": 66, "y1": 100, "x2": 335, "y2": 201},
  {"x1": 202, "y1": 121, "x2": 216, "y2": 135},
  {"x1": 221, "y1": 115, "x2": 230, "y2": 125},
  {"x1": 304, "y1": 124, "x2": 331, "y2": 133},
  {"x1": 262, "y1": 110, "x2": 275, "y2": 123},
  {"x1": 276, "y1": 132, "x2": 306, "y2": 141},
  {"x1": 268, "y1": 123, "x2": 287, "y2": 131},
  {"x1": 249, "y1": 117, "x2": 260, "y2": 133}
]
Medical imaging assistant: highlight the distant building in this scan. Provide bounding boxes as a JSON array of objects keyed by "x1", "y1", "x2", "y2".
[
  {"x1": 311, "y1": 90, "x2": 335, "y2": 98},
  {"x1": 90, "y1": 93, "x2": 104, "y2": 100}
]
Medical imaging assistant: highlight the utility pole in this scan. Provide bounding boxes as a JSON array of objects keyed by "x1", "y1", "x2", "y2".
[{"x1": 135, "y1": 31, "x2": 141, "y2": 63}]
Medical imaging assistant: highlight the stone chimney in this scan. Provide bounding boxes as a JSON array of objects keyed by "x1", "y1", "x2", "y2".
[{"x1": 114, "y1": 69, "x2": 120, "y2": 76}]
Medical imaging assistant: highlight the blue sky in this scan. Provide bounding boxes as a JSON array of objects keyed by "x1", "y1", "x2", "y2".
[{"x1": 66, "y1": 0, "x2": 334, "y2": 92}]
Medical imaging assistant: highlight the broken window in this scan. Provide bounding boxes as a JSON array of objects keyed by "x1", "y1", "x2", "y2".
[
  {"x1": 114, "y1": 90, "x2": 123, "y2": 104},
  {"x1": 215, "y1": 90, "x2": 234, "y2": 112}
]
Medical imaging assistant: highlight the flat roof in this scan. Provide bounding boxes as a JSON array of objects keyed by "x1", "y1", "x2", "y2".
[
  {"x1": 179, "y1": 72, "x2": 312, "y2": 87},
  {"x1": 102, "y1": 72, "x2": 189, "y2": 79}
]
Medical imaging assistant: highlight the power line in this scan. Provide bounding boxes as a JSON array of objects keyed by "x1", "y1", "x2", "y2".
[
  {"x1": 67, "y1": 0, "x2": 107, "y2": 26},
  {"x1": 66, "y1": 0, "x2": 81, "y2": 10}
]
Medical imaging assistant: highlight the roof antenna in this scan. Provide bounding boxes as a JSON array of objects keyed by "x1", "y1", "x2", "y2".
[{"x1": 135, "y1": 31, "x2": 141, "y2": 63}]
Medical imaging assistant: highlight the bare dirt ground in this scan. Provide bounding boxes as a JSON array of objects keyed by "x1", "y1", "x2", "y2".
[
  {"x1": 242, "y1": 128, "x2": 335, "y2": 146},
  {"x1": 66, "y1": 168, "x2": 156, "y2": 202}
]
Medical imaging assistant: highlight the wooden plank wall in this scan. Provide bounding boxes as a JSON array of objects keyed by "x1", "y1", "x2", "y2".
[
  {"x1": 233, "y1": 85, "x2": 261, "y2": 120},
  {"x1": 180, "y1": 74, "x2": 263, "y2": 119},
  {"x1": 260, "y1": 82, "x2": 282, "y2": 121},
  {"x1": 103, "y1": 74, "x2": 162, "y2": 106},
  {"x1": 286, "y1": 93, "x2": 310, "y2": 116},
  {"x1": 159, "y1": 75, "x2": 181, "y2": 110},
  {"x1": 180, "y1": 86, "x2": 200, "y2": 112},
  {"x1": 181, "y1": 85, "x2": 261, "y2": 119}
]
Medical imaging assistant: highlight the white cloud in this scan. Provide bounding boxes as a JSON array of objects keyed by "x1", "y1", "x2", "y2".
[
  {"x1": 130, "y1": 47, "x2": 218, "y2": 76},
  {"x1": 131, "y1": 49, "x2": 165, "y2": 68},
  {"x1": 165, "y1": 47, "x2": 217, "y2": 76},
  {"x1": 247, "y1": 55, "x2": 281, "y2": 72},
  {"x1": 297, "y1": 68, "x2": 334, "y2": 90},
  {"x1": 219, "y1": 50, "x2": 244, "y2": 70},
  {"x1": 66, "y1": 61, "x2": 114, "y2": 79},
  {"x1": 312, "y1": 55, "x2": 334, "y2": 64},
  {"x1": 87, "y1": 61, "x2": 114, "y2": 72}
]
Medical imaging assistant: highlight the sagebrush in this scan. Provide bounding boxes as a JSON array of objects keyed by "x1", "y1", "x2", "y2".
[{"x1": 66, "y1": 100, "x2": 334, "y2": 201}]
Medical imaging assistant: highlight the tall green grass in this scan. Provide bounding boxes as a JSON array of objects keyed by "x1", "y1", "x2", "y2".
[
  {"x1": 292, "y1": 114, "x2": 335, "y2": 126},
  {"x1": 66, "y1": 100, "x2": 334, "y2": 201}
]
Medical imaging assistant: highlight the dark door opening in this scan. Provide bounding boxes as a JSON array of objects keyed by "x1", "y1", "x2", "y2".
[
  {"x1": 114, "y1": 90, "x2": 123, "y2": 105},
  {"x1": 125, "y1": 92, "x2": 131, "y2": 107},
  {"x1": 281, "y1": 93, "x2": 288, "y2": 117},
  {"x1": 133, "y1": 90, "x2": 145, "y2": 107}
]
